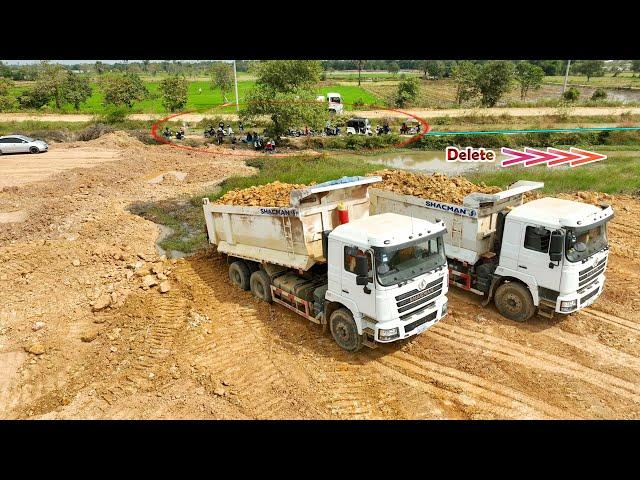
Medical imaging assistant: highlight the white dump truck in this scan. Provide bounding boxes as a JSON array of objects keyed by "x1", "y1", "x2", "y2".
[
  {"x1": 370, "y1": 181, "x2": 614, "y2": 322},
  {"x1": 203, "y1": 176, "x2": 449, "y2": 351},
  {"x1": 316, "y1": 93, "x2": 344, "y2": 114}
]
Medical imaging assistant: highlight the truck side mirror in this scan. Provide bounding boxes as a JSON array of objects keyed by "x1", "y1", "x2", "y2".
[{"x1": 549, "y1": 231, "x2": 563, "y2": 263}]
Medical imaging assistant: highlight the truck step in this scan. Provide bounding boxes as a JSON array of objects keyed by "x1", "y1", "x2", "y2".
[
  {"x1": 363, "y1": 328, "x2": 377, "y2": 349},
  {"x1": 537, "y1": 298, "x2": 557, "y2": 319}
]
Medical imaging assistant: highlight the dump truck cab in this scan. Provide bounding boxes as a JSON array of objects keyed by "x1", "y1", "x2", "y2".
[
  {"x1": 496, "y1": 197, "x2": 613, "y2": 316},
  {"x1": 325, "y1": 213, "x2": 449, "y2": 346},
  {"x1": 327, "y1": 92, "x2": 343, "y2": 114},
  {"x1": 369, "y1": 180, "x2": 614, "y2": 322},
  {"x1": 203, "y1": 176, "x2": 449, "y2": 352}
]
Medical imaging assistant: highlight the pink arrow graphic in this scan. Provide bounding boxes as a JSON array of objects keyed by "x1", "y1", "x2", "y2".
[
  {"x1": 501, "y1": 148, "x2": 537, "y2": 167},
  {"x1": 569, "y1": 148, "x2": 607, "y2": 167},
  {"x1": 524, "y1": 148, "x2": 559, "y2": 167},
  {"x1": 547, "y1": 148, "x2": 583, "y2": 166}
]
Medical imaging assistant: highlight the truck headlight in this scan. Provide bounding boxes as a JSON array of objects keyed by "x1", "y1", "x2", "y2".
[
  {"x1": 441, "y1": 301, "x2": 448, "y2": 316},
  {"x1": 560, "y1": 300, "x2": 577, "y2": 312},
  {"x1": 378, "y1": 327, "x2": 399, "y2": 340}
]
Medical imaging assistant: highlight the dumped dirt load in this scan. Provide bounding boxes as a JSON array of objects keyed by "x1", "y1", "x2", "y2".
[
  {"x1": 82, "y1": 131, "x2": 145, "y2": 149},
  {"x1": 370, "y1": 169, "x2": 501, "y2": 205},
  {"x1": 216, "y1": 181, "x2": 309, "y2": 207}
]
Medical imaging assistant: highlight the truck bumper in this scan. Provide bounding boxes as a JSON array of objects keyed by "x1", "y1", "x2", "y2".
[
  {"x1": 368, "y1": 296, "x2": 448, "y2": 343},
  {"x1": 554, "y1": 274, "x2": 605, "y2": 314}
]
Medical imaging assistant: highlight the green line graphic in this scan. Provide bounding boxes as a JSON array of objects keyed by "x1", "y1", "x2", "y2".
[{"x1": 424, "y1": 126, "x2": 640, "y2": 136}]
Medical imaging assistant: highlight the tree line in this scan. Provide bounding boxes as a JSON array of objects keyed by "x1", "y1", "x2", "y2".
[
  {"x1": 0, "y1": 60, "x2": 250, "y2": 81},
  {"x1": 0, "y1": 61, "x2": 240, "y2": 113}
]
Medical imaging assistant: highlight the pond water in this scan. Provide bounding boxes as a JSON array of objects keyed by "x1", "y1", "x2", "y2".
[{"x1": 351, "y1": 150, "x2": 503, "y2": 174}]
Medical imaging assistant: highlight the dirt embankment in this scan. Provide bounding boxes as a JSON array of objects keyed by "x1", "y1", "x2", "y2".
[{"x1": 2, "y1": 135, "x2": 640, "y2": 419}]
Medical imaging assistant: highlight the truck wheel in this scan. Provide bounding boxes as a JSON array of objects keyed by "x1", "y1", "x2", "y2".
[
  {"x1": 250, "y1": 270, "x2": 272, "y2": 303},
  {"x1": 330, "y1": 308, "x2": 363, "y2": 352},
  {"x1": 229, "y1": 261, "x2": 250, "y2": 291},
  {"x1": 494, "y1": 282, "x2": 535, "y2": 322}
]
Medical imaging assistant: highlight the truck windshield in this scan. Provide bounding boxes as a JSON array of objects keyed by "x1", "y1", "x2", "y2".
[
  {"x1": 329, "y1": 97, "x2": 341, "y2": 103},
  {"x1": 565, "y1": 221, "x2": 609, "y2": 263},
  {"x1": 374, "y1": 236, "x2": 446, "y2": 287}
]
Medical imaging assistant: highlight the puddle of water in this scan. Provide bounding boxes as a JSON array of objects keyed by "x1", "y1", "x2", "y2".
[
  {"x1": 351, "y1": 150, "x2": 501, "y2": 174},
  {"x1": 349, "y1": 148, "x2": 639, "y2": 174}
]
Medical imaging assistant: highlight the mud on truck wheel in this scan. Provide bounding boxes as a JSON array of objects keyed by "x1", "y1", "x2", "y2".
[
  {"x1": 229, "y1": 261, "x2": 251, "y2": 291},
  {"x1": 330, "y1": 308, "x2": 363, "y2": 352},
  {"x1": 494, "y1": 281, "x2": 535, "y2": 322},
  {"x1": 250, "y1": 270, "x2": 273, "y2": 303}
]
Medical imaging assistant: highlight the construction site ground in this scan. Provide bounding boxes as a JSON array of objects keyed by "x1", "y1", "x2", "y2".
[{"x1": 2, "y1": 133, "x2": 640, "y2": 419}]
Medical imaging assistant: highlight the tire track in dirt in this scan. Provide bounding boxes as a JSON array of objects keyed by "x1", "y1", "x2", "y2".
[
  {"x1": 580, "y1": 309, "x2": 640, "y2": 335},
  {"x1": 376, "y1": 349, "x2": 574, "y2": 419},
  {"x1": 544, "y1": 327, "x2": 640, "y2": 373},
  {"x1": 306, "y1": 353, "x2": 378, "y2": 419},
  {"x1": 181, "y1": 256, "x2": 401, "y2": 419},
  {"x1": 430, "y1": 323, "x2": 640, "y2": 403},
  {"x1": 175, "y1": 258, "x2": 320, "y2": 419}
]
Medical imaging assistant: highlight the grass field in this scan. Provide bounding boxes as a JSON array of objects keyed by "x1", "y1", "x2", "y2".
[
  {"x1": 364, "y1": 79, "x2": 640, "y2": 109},
  {"x1": 7, "y1": 79, "x2": 381, "y2": 114},
  {"x1": 545, "y1": 72, "x2": 640, "y2": 89}
]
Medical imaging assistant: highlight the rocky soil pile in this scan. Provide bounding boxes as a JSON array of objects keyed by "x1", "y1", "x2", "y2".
[
  {"x1": 216, "y1": 181, "x2": 308, "y2": 207},
  {"x1": 370, "y1": 169, "x2": 501, "y2": 204}
]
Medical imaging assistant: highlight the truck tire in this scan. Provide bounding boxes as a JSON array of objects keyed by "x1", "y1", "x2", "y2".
[
  {"x1": 494, "y1": 282, "x2": 535, "y2": 322},
  {"x1": 250, "y1": 270, "x2": 272, "y2": 303},
  {"x1": 229, "y1": 261, "x2": 251, "y2": 291},
  {"x1": 329, "y1": 308, "x2": 363, "y2": 352}
]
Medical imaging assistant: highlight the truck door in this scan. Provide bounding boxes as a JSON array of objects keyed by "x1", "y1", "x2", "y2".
[
  {"x1": 342, "y1": 246, "x2": 376, "y2": 318},
  {"x1": 518, "y1": 224, "x2": 561, "y2": 291}
]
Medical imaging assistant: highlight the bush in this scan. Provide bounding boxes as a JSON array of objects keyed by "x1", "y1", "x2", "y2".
[
  {"x1": 353, "y1": 98, "x2": 365, "y2": 108},
  {"x1": 76, "y1": 123, "x2": 114, "y2": 141},
  {"x1": 29, "y1": 129, "x2": 75, "y2": 143},
  {"x1": 95, "y1": 106, "x2": 129, "y2": 125},
  {"x1": 0, "y1": 95, "x2": 16, "y2": 112},
  {"x1": 562, "y1": 87, "x2": 580, "y2": 102},
  {"x1": 591, "y1": 88, "x2": 608, "y2": 101},
  {"x1": 395, "y1": 77, "x2": 419, "y2": 107}
]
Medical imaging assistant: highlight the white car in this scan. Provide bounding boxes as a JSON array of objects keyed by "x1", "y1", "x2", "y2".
[{"x1": 0, "y1": 135, "x2": 49, "y2": 155}]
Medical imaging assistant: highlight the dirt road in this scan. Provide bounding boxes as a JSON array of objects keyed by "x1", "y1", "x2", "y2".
[
  {"x1": 2, "y1": 106, "x2": 640, "y2": 124},
  {"x1": 0, "y1": 147, "x2": 120, "y2": 189},
  {"x1": 1, "y1": 133, "x2": 640, "y2": 419}
]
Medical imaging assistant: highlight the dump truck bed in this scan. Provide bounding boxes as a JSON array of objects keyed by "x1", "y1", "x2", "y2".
[
  {"x1": 203, "y1": 176, "x2": 381, "y2": 270},
  {"x1": 369, "y1": 180, "x2": 543, "y2": 264}
]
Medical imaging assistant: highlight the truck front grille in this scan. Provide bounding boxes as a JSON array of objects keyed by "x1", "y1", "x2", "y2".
[
  {"x1": 395, "y1": 278, "x2": 443, "y2": 315},
  {"x1": 400, "y1": 302, "x2": 435, "y2": 321},
  {"x1": 581, "y1": 287, "x2": 599, "y2": 305},
  {"x1": 404, "y1": 311, "x2": 437, "y2": 334},
  {"x1": 579, "y1": 257, "x2": 607, "y2": 287}
]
